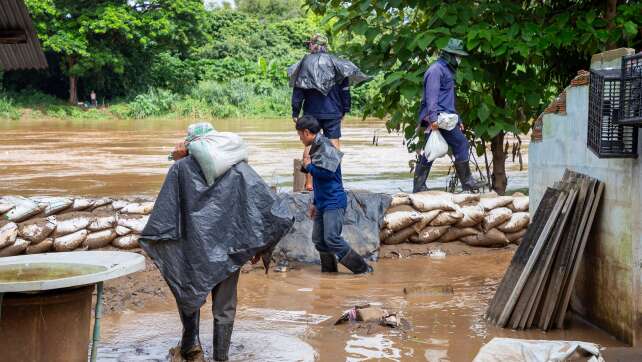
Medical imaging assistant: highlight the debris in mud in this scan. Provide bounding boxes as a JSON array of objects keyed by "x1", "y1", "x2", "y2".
[
  {"x1": 168, "y1": 344, "x2": 205, "y2": 362},
  {"x1": 403, "y1": 284, "x2": 454, "y2": 297},
  {"x1": 334, "y1": 304, "x2": 409, "y2": 331}
]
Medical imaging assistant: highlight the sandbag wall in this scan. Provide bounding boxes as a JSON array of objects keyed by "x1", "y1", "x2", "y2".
[
  {"x1": 0, "y1": 196, "x2": 152, "y2": 257},
  {"x1": 381, "y1": 192, "x2": 530, "y2": 247}
]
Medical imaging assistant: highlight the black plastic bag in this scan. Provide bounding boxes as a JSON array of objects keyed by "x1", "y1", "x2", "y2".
[{"x1": 288, "y1": 53, "x2": 370, "y2": 95}]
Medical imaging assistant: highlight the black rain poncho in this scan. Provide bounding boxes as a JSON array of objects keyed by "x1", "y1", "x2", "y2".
[
  {"x1": 288, "y1": 52, "x2": 370, "y2": 95},
  {"x1": 139, "y1": 158, "x2": 294, "y2": 314}
]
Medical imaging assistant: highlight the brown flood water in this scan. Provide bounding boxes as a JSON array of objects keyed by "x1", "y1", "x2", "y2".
[{"x1": 99, "y1": 252, "x2": 624, "y2": 361}]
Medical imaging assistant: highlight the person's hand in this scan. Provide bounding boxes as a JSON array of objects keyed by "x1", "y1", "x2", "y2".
[
  {"x1": 303, "y1": 155, "x2": 311, "y2": 168},
  {"x1": 171, "y1": 142, "x2": 188, "y2": 161},
  {"x1": 251, "y1": 255, "x2": 261, "y2": 264},
  {"x1": 308, "y1": 205, "x2": 316, "y2": 219},
  {"x1": 460, "y1": 123, "x2": 465, "y2": 131},
  {"x1": 430, "y1": 122, "x2": 439, "y2": 130}
]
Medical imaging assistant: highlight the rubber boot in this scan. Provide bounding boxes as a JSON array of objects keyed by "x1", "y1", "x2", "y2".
[
  {"x1": 213, "y1": 322, "x2": 234, "y2": 361},
  {"x1": 413, "y1": 157, "x2": 432, "y2": 193},
  {"x1": 179, "y1": 309, "x2": 202, "y2": 360},
  {"x1": 339, "y1": 249, "x2": 373, "y2": 274},
  {"x1": 319, "y1": 251, "x2": 338, "y2": 273},
  {"x1": 454, "y1": 160, "x2": 485, "y2": 192}
]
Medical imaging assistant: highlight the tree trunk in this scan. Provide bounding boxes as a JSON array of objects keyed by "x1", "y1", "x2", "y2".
[
  {"x1": 491, "y1": 131, "x2": 507, "y2": 195},
  {"x1": 606, "y1": 0, "x2": 618, "y2": 49},
  {"x1": 67, "y1": 57, "x2": 78, "y2": 104}
]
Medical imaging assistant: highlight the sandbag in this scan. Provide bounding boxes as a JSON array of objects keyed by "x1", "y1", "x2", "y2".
[
  {"x1": 438, "y1": 227, "x2": 480, "y2": 243},
  {"x1": 18, "y1": 216, "x2": 57, "y2": 243},
  {"x1": 115, "y1": 225, "x2": 132, "y2": 236},
  {"x1": 118, "y1": 214, "x2": 149, "y2": 234},
  {"x1": 53, "y1": 212, "x2": 94, "y2": 237},
  {"x1": 409, "y1": 193, "x2": 457, "y2": 212},
  {"x1": 382, "y1": 227, "x2": 417, "y2": 245},
  {"x1": 53, "y1": 229, "x2": 88, "y2": 252},
  {"x1": 113, "y1": 234, "x2": 140, "y2": 249},
  {"x1": 0, "y1": 221, "x2": 19, "y2": 249},
  {"x1": 383, "y1": 211, "x2": 421, "y2": 232},
  {"x1": 84, "y1": 229, "x2": 117, "y2": 249},
  {"x1": 424, "y1": 129, "x2": 448, "y2": 162},
  {"x1": 112, "y1": 200, "x2": 129, "y2": 210},
  {"x1": 0, "y1": 238, "x2": 30, "y2": 257},
  {"x1": 462, "y1": 228, "x2": 509, "y2": 247},
  {"x1": 120, "y1": 202, "x2": 154, "y2": 215},
  {"x1": 412, "y1": 210, "x2": 442, "y2": 232},
  {"x1": 482, "y1": 207, "x2": 512, "y2": 231},
  {"x1": 510, "y1": 196, "x2": 529, "y2": 212},
  {"x1": 88, "y1": 214, "x2": 117, "y2": 231},
  {"x1": 390, "y1": 193, "x2": 411, "y2": 207},
  {"x1": 71, "y1": 198, "x2": 95, "y2": 211},
  {"x1": 31, "y1": 196, "x2": 73, "y2": 216},
  {"x1": 479, "y1": 196, "x2": 514, "y2": 211},
  {"x1": 413, "y1": 226, "x2": 450, "y2": 244},
  {"x1": 2, "y1": 196, "x2": 41, "y2": 222},
  {"x1": 506, "y1": 229, "x2": 527, "y2": 243},
  {"x1": 430, "y1": 210, "x2": 464, "y2": 226},
  {"x1": 380, "y1": 228, "x2": 394, "y2": 242},
  {"x1": 0, "y1": 202, "x2": 14, "y2": 214},
  {"x1": 386, "y1": 205, "x2": 418, "y2": 213},
  {"x1": 497, "y1": 212, "x2": 530, "y2": 233},
  {"x1": 451, "y1": 193, "x2": 481, "y2": 205},
  {"x1": 26, "y1": 238, "x2": 54, "y2": 254},
  {"x1": 91, "y1": 198, "x2": 113, "y2": 209},
  {"x1": 456, "y1": 205, "x2": 485, "y2": 227}
]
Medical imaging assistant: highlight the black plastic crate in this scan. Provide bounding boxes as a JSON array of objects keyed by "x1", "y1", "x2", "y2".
[
  {"x1": 618, "y1": 52, "x2": 642, "y2": 126},
  {"x1": 587, "y1": 69, "x2": 638, "y2": 158}
]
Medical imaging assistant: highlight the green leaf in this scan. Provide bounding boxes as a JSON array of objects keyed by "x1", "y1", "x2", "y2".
[
  {"x1": 623, "y1": 21, "x2": 638, "y2": 36},
  {"x1": 477, "y1": 103, "x2": 490, "y2": 122}
]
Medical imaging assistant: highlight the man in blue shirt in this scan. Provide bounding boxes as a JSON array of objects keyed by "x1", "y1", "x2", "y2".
[
  {"x1": 414, "y1": 38, "x2": 484, "y2": 193},
  {"x1": 296, "y1": 115, "x2": 373, "y2": 274},
  {"x1": 292, "y1": 34, "x2": 351, "y2": 191}
]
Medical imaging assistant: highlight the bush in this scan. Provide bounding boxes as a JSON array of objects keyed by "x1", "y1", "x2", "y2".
[
  {"x1": 0, "y1": 95, "x2": 20, "y2": 120},
  {"x1": 127, "y1": 88, "x2": 179, "y2": 119}
]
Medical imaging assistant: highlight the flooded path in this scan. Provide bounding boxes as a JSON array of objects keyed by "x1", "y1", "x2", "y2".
[
  {"x1": 98, "y1": 251, "x2": 624, "y2": 361},
  {"x1": 0, "y1": 117, "x2": 528, "y2": 197}
]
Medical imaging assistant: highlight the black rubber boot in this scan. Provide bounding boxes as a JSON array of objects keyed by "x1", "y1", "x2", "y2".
[
  {"x1": 454, "y1": 160, "x2": 485, "y2": 192},
  {"x1": 413, "y1": 157, "x2": 432, "y2": 193},
  {"x1": 213, "y1": 322, "x2": 234, "y2": 361},
  {"x1": 179, "y1": 309, "x2": 202, "y2": 360},
  {"x1": 319, "y1": 251, "x2": 338, "y2": 272},
  {"x1": 339, "y1": 249, "x2": 373, "y2": 274}
]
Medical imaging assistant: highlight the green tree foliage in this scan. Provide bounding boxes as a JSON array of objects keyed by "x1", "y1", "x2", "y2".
[
  {"x1": 236, "y1": 0, "x2": 305, "y2": 21},
  {"x1": 306, "y1": 0, "x2": 642, "y2": 193}
]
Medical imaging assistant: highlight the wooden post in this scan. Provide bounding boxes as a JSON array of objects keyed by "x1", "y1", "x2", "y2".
[{"x1": 293, "y1": 159, "x2": 306, "y2": 192}]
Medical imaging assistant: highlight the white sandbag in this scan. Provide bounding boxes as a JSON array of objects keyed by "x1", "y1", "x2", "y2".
[
  {"x1": 91, "y1": 198, "x2": 113, "y2": 209},
  {"x1": 84, "y1": 229, "x2": 117, "y2": 249},
  {"x1": 383, "y1": 211, "x2": 422, "y2": 232},
  {"x1": 462, "y1": 228, "x2": 509, "y2": 247},
  {"x1": 424, "y1": 129, "x2": 448, "y2": 162},
  {"x1": 0, "y1": 202, "x2": 14, "y2": 214},
  {"x1": 2, "y1": 196, "x2": 42, "y2": 222},
  {"x1": 119, "y1": 202, "x2": 154, "y2": 215},
  {"x1": 26, "y1": 238, "x2": 54, "y2": 254},
  {"x1": 53, "y1": 213, "x2": 94, "y2": 237},
  {"x1": 380, "y1": 228, "x2": 394, "y2": 242},
  {"x1": 413, "y1": 226, "x2": 450, "y2": 244},
  {"x1": 412, "y1": 210, "x2": 442, "y2": 232},
  {"x1": 0, "y1": 238, "x2": 30, "y2": 257},
  {"x1": 438, "y1": 227, "x2": 479, "y2": 243},
  {"x1": 115, "y1": 225, "x2": 132, "y2": 236},
  {"x1": 409, "y1": 192, "x2": 457, "y2": 212},
  {"x1": 472, "y1": 338, "x2": 604, "y2": 362},
  {"x1": 479, "y1": 196, "x2": 514, "y2": 211},
  {"x1": 430, "y1": 210, "x2": 464, "y2": 226},
  {"x1": 71, "y1": 198, "x2": 95, "y2": 211},
  {"x1": 456, "y1": 205, "x2": 485, "y2": 227},
  {"x1": 497, "y1": 212, "x2": 530, "y2": 233},
  {"x1": 18, "y1": 216, "x2": 57, "y2": 243},
  {"x1": 53, "y1": 229, "x2": 88, "y2": 252},
  {"x1": 382, "y1": 227, "x2": 417, "y2": 245},
  {"x1": 112, "y1": 234, "x2": 140, "y2": 249},
  {"x1": 111, "y1": 200, "x2": 129, "y2": 210},
  {"x1": 511, "y1": 196, "x2": 529, "y2": 212},
  {"x1": 390, "y1": 193, "x2": 412, "y2": 207},
  {"x1": 0, "y1": 221, "x2": 19, "y2": 248},
  {"x1": 451, "y1": 193, "x2": 481, "y2": 205},
  {"x1": 187, "y1": 123, "x2": 249, "y2": 186},
  {"x1": 31, "y1": 196, "x2": 73, "y2": 216},
  {"x1": 482, "y1": 207, "x2": 513, "y2": 231},
  {"x1": 88, "y1": 214, "x2": 117, "y2": 231},
  {"x1": 506, "y1": 229, "x2": 527, "y2": 243},
  {"x1": 117, "y1": 214, "x2": 149, "y2": 234}
]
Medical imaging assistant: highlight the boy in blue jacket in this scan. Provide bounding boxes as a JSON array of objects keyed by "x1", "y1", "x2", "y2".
[{"x1": 296, "y1": 115, "x2": 373, "y2": 274}]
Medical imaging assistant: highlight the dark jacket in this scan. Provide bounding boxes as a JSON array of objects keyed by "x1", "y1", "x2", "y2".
[
  {"x1": 292, "y1": 78, "x2": 351, "y2": 120},
  {"x1": 417, "y1": 59, "x2": 457, "y2": 127},
  {"x1": 305, "y1": 134, "x2": 347, "y2": 212}
]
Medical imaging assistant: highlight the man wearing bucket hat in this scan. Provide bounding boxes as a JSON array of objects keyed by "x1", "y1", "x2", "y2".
[{"x1": 414, "y1": 38, "x2": 484, "y2": 193}]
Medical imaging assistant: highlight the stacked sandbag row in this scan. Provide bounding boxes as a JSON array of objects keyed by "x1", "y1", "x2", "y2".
[
  {"x1": 380, "y1": 191, "x2": 530, "y2": 247},
  {"x1": 0, "y1": 196, "x2": 154, "y2": 257}
]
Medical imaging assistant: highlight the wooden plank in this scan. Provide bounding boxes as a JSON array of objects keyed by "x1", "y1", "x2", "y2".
[
  {"x1": 496, "y1": 191, "x2": 568, "y2": 327},
  {"x1": 485, "y1": 187, "x2": 561, "y2": 322},
  {"x1": 555, "y1": 181, "x2": 604, "y2": 329}
]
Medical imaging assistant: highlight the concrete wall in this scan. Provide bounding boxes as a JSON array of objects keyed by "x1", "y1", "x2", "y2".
[{"x1": 529, "y1": 52, "x2": 642, "y2": 345}]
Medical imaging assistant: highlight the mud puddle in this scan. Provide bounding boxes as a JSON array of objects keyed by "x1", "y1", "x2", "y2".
[{"x1": 99, "y1": 251, "x2": 623, "y2": 361}]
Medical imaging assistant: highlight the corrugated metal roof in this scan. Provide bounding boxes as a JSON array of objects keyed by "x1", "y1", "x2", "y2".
[{"x1": 0, "y1": 0, "x2": 48, "y2": 71}]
